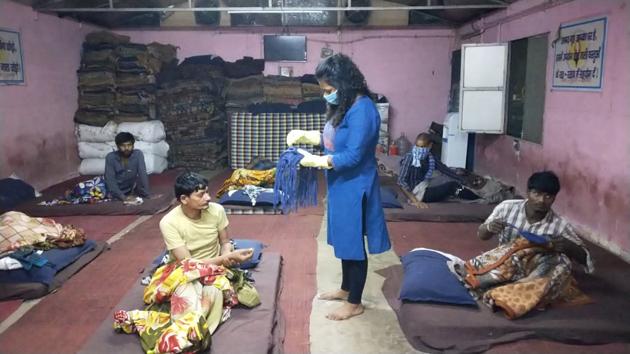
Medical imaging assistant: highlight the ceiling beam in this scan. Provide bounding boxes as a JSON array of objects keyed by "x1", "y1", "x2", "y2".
[
  {"x1": 33, "y1": 0, "x2": 191, "y2": 9},
  {"x1": 410, "y1": 10, "x2": 456, "y2": 26},
  {"x1": 387, "y1": 0, "x2": 457, "y2": 25},
  {"x1": 34, "y1": 4, "x2": 508, "y2": 13}
]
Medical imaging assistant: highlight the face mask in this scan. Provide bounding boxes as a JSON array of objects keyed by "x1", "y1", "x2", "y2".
[
  {"x1": 413, "y1": 146, "x2": 430, "y2": 154},
  {"x1": 411, "y1": 146, "x2": 430, "y2": 168},
  {"x1": 323, "y1": 90, "x2": 339, "y2": 105}
]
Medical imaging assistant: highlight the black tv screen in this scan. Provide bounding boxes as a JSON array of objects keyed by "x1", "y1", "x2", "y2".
[{"x1": 264, "y1": 35, "x2": 306, "y2": 62}]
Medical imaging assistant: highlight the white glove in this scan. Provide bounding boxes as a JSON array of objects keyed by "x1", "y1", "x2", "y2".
[
  {"x1": 299, "y1": 152, "x2": 332, "y2": 169},
  {"x1": 286, "y1": 130, "x2": 321, "y2": 146}
]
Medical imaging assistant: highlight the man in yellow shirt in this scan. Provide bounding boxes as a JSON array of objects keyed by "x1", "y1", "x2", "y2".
[{"x1": 160, "y1": 171, "x2": 253, "y2": 266}]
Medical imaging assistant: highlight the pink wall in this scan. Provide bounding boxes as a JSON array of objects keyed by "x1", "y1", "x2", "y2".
[
  {"x1": 119, "y1": 27, "x2": 454, "y2": 142},
  {"x1": 0, "y1": 1, "x2": 99, "y2": 190},
  {"x1": 458, "y1": 0, "x2": 630, "y2": 256}
]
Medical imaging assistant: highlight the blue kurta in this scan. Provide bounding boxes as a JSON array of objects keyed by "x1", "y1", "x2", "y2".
[{"x1": 325, "y1": 96, "x2": 391, "y2": 260}]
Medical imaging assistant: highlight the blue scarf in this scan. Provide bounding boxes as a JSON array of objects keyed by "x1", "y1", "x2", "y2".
[
  {"x1": 273, "y1": 147, "x2": 318, "y2": 214},
  {"x1": 411, "y1": 147, "x2": 430, "y2": 168}
]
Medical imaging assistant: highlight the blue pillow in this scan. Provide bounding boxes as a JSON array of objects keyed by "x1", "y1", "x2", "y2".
[
  {"x1": 399, "y1": 249, "x2": 477, "y2": 306},
  {"x1": 219, "y1": 190, "x2": 275, "y2": 207},
  {"x1": 380, "y1": 186, "x2": 402, "y2": 208},
  {"x1": 232, "y1": 238, "x2": 264, "y2": 269}
]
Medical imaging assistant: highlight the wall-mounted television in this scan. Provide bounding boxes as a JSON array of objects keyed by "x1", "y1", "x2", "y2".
[{"x1": 263, "y1": 35, "x2": 307, "y2": 62}]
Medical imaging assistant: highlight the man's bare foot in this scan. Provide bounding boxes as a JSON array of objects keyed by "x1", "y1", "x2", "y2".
[
  {"x1": 326, "y1": 302, "x2": 364, "y2": 321},
  {"x1": 317, "y1": 289, "x2": 349, "y2": 301}
]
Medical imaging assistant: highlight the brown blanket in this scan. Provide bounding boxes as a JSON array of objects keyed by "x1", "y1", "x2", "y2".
[
  {"x1": 380, "y1": 241, "x2": 630, "y2": 353},
  {"x1": 11, "y1": 170, "x2": 178, "y2": 217},
  {"x1": 78, "y1": 253, "x2": 284, "y2": 354}
]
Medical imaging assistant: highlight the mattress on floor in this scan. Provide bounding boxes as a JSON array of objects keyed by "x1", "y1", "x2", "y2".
[
  {"x1": 10, "y1": 170, "x2": 178, "y2": 216},
  {"x1": 384, "y1": 201, "x2": 495, "y2": 222},
  {"x1": 219, "y1": 187, "x2": 282, "y2": 215},
  {"x1": 379, "y1": 241, "x2": 630, "y2": 354},
  {"x1": 224, "y1": 205, "x2": 282, "y2": 215},
  {"x1": 0, "y1": 241, "x2": 108, "y2": 301},
  {"x1": 379, "y1": 176, "x2": 496, "y2": 222},
  {"x1": 78, "y1": 252, "x2": 284, "y2": 354}
]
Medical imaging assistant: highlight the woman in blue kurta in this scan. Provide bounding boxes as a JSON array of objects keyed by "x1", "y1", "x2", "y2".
[{"x1": 286, "y1": 54, "x2": 391, "y2": 320}]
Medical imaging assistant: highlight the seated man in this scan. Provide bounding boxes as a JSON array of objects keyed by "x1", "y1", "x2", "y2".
[
  {"x1": 113, "y1": 172, "x2": 255, "y2": 353},
  {"x1": 160, "y1": 171, "x2": 253, "y2": 266},
  {"x1": 397, "y1": 133, "x2": 436, "y2": 208},
  {"x1": 455, "y1": 171, "x2": 593, "y2": 319},
  {"x1": 396, "y1": 132, "x2": 517, "y2": 207},
  {"x1": 398, "y1": 133, "x2": 479, "y2": 207},
  {"x1": 104, "y1": 132, "x2": 151, "y2": 202}
]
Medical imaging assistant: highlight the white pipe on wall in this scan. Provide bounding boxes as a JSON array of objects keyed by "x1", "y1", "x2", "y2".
[{"x1": 457, "y1": 0, "x2": 574, "y2": 40}]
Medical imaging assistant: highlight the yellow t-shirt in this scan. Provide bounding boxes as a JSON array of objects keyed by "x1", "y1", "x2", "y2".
[{"x1": 159, "y1": 203, "x2": 229, "y2": 260}]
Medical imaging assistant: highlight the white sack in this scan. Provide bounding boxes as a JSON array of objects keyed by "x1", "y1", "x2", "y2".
[
  {"x1": 116, "y1": 121, "x2": 166, "y2": 143},
  {"x1": 75, "y1": 121, "x2": 118, "y2": 142},
  {"x1": 78, "y1": 158, "x2": 106, "y2": 175},
  {"x1": 78, "y1": 142, "x2": 116, "y2": 159},
  {"x1": 135, "y1": 140, "x2": 170, "y2": 159}
]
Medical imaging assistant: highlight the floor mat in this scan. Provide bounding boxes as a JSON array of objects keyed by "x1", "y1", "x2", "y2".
[
  {"x1": 211, "y1": 170, "x2": 323, "y2": 353},
  {"x1": 309, "y1": 214, "x2": 420, "y2": 354},
  {"x1": 228, "y1": 214, "x2": 320, "y2": 354},
  {"x1": 0, "y1": 170, "x2": 321, "y2": 354},
  {"x1": 78, "y1": 253, "x2": 283, "y2": 354},
  {"x1": 12, "y1": 169, "x2": 179, "y2": 216},
  {"x1": 384, "y1": 201, "x2": 495, "y2": 222},
  {"x1": 0, "y1": 214, "x2": 140, "y2": 324},
  {"x1": 388, "y1": 222, "x2": 484, "y2": 259},
  {"x1": 379, "y1": 177, "x2": 497, "y2": 223},
  {"x1": 0, "y1": 214, "x2": 165, "y2": 354}
]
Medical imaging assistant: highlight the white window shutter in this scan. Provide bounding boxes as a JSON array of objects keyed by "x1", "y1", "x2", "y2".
[{"x1": 459, "y1": 43, "x2": 508, "y2": 133}]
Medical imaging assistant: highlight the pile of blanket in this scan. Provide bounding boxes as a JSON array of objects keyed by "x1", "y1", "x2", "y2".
[
  {"x1": 0, "y1": 211, "x2": 86, "y2": 261},
  {"x1": 263, "y1": 75, "x2": 303, "y2": 105},
  {"x1": 225, "y1": 74, "x2": 264, "y2": 118},
  {"x1": 157, "y1": 62, "x2": 227, "y2": 170},
  {"x1": 300, "y1": 74, "x2": 322, "y2": 101},
  {"x1": 76, "y1": 31, "x2": 176, "y2": 126},
  {"x1": 225, "y1": 73, "x2": 326, "y2": 117}
]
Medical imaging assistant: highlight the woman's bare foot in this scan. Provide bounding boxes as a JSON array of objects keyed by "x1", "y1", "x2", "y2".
[
  {"x1": 317, "y1": 289, "x2": 349, "y2": 301},
  {"x1": 326, "y1": 302, "x2": 364, "y2": 321}
]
